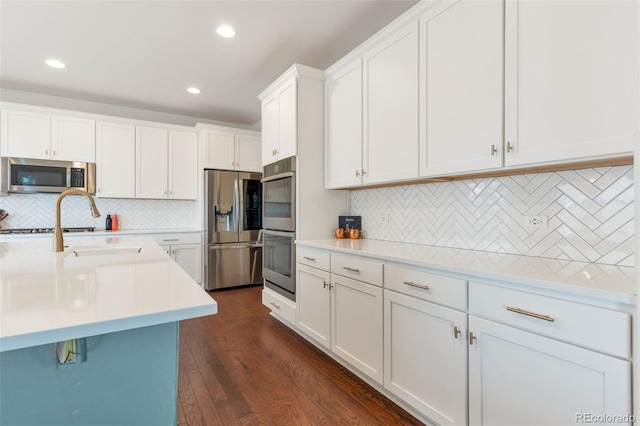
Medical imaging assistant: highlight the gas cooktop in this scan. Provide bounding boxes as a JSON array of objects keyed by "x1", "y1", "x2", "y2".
[{"x1": 0, "y1": 227, "x2": 96, "y2": 235}]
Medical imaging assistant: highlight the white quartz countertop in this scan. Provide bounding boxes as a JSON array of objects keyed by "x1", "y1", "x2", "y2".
[
  {"x1": 297, "y1": 239, "x2": 636, "y2": 306},
  {"x1": 0, "y1": 236, "x2": 217, "y2": 352},
  {"x1": 0, "y1": 229, "x2": 203, "y2": 240}
]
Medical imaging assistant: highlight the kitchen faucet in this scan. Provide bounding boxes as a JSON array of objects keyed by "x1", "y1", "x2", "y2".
[{"x1": 54, "y1": 189, "x2": 101, "y2": 252}]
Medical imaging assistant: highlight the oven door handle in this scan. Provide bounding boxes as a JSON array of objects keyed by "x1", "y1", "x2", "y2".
[
  {"x1": 260, "y1": 172, "x2": 295, "y2": 183},
  {"x1": 262, "y1": 229, "x2": 295, "y2": 238}
]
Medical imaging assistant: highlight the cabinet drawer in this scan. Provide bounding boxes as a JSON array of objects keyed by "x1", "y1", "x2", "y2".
[
  {"x1": 297, "y1": 246, "x2": 330, "y2": 271},
  {"x1": 385, "y1": 264, "x2": 466, "y2": 310},
  {"x1": 469, "y1": 282, "x2": 630, "y2": 358},
  {"x1": 262, "y1": 288, "x2": 296, "y2": 324},
  {"x1": 147, "y1": 232, "x2": 202, "y2": 245},
  {"x1": 331, "y1": 253, "x2": 383, "y2": 286}
]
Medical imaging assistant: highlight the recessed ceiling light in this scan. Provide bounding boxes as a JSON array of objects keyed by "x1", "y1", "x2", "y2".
[
  {"x1": 45, "y1": 59, "x2": 66, "y2": 69},
  {"x1": 216, "y1": 25, "x2": 235, "y2": 38},
  {"x1": 187, "y1": 87, "x2": 201, "y2": 94}
]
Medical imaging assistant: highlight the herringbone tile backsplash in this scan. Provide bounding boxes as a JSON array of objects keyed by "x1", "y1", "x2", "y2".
[
  {"x1": 351, "y1": 166, "x2": 634, "y2": 266},
  {"x1": 0, "y1": 195, "x2": 195, "y2": 230}
]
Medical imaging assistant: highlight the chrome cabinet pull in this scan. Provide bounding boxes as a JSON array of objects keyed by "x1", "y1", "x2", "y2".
[
  {"x1": 362, "y1": 169, "x2": 366, "y2": 176},
  {"x1": 343, "y1": 266, "x2": 360, "y2": 272},
  {"x1": 303, "y1": 256, "x2": 316, "y2": 261},
  {"x1": 329, "y1": 283, "x2": 334, "y2": 290},
  {"x1": 163, "y1": 238, "x2": 179, "y2": 242},
  {"x1": 469, "y1": 331, "x2": 477, "y2": 345},
  {"x1": 453, "y1": 326, "x2": 461, "y2": 339},
  {"x1": 490, "y1": 145, "x2": 498, "y2": 155},
  {"x1": 355, "y1": 170, "x2": 360, "y2": 177},
  {"x1": 403, "y1": 280, "x2": 430, "y2": 291},
  {"x1": 507, "y1": 306, "x2": 555, "y2": 322},
  {"x1": 270, "y1": 302, "x2": 280, "y2": 310},
  {"x1": 506, "y1": 141, "x2": 514, "y2": 153},
  {"x1": 323, "y1": 281, "x2": 328, "y2": 289}
]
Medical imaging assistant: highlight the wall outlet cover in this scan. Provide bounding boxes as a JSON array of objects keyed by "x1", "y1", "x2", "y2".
[{"x1": 523, "y1": 215, "x2": 548, "y2": 229}]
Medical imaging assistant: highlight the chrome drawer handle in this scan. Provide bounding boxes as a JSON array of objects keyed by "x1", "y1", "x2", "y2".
[
  {"x1": 163, "y1": 238, "x2": 179, "y2": 242},
  {"x1": 303, "y1": 256, "x2": 316, "y2": 261},
  {"x1": 270, "y1": 302, "x2": 280, "y2": 310},
  {"x1": 343, "y1": 266, "x2": 360, "y2": 272},
  {"x1": 403, "y1": 280, "x2": 430, "y2": 291},
  {"x1": 507, "y1": 307, "x2": 555, "y2": 322}
]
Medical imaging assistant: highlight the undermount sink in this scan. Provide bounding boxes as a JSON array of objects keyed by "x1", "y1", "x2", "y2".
[{"x1": 65, "y1": 245, "x2": 143, "y2": 257}]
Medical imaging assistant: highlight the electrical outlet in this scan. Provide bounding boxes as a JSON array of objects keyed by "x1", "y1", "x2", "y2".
[
  {"x1": 523, "y1": 215, "x2": 548, "y2": 229},
  {"x1": 376, "y1": 214, "x2": 388, "y2": 227}
]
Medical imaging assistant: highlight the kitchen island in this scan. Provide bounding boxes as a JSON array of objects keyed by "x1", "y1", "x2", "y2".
[{"x1": 0, "y1": 236, "x2": 217, "y2": 426}]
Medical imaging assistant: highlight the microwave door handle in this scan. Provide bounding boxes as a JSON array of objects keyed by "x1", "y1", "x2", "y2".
[{"x1": 260, "y1": 171, "x2": 295, "y2": 183}]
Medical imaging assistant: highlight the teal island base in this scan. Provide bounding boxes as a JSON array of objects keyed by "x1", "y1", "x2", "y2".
[{"x1": 1, "y1": 322, "x2": 179, "y2": 426}]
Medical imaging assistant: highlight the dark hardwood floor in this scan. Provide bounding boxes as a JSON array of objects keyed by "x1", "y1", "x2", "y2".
[{"x1": 177, "y1": 285, "x2": 422, "y2": 425}]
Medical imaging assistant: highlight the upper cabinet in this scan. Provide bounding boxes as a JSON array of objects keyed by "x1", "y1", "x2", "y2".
[
  {"x1": 420, "y1": 0, "x2": 504, "y2": 177},
  {"x1": 503, "y1": 0, "x2": 636, "y2": 167},
  {"x1": 259, "y1": 64, "x2": 325, "y2": 167},
  {"x1": 136, "y1": 126, "x2": 198, "y2": 200},
  {"x1": 96, "y1": 121, "x2": 136, "y2": 199},
  {"x1": 324, "y1": 0, "x2": 637, "y2": 188},
  {"x1": 1, "y1": 108, "x2": 95, "y2": 162},
  {"x1": 363, "y1": 20, "x2": 420, "y2": 185},
  {"x1": 200, "y1": 126, "x2": 261, "y2": 172},
  {"x1": 325, "y1": 59, "x2": 363, "y2": 189}
]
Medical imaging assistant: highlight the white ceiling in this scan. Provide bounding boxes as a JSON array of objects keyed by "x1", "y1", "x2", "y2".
[{"x1": 1, "y1": 1, "x2": 417, "y2": 127}]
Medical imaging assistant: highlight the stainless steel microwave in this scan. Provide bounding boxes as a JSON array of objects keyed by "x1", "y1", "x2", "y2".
[
  {"x1": 261, "y1": 157, "x2": 296, "y2": 232},
  {"x1": 1, "y1": 157, "x2": 96, "y2": 194}
]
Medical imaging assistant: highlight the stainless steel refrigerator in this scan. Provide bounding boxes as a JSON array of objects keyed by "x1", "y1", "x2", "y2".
[{"x1": 204, "y1": 170, "x2": 263, "y2": 291}]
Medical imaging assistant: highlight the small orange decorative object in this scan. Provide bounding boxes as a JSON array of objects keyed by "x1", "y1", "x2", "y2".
[
  {"x1": 349, "y1": 228, "x2": 361, "y2": 239},
  {"x1": 334, "y1": 228, "x2": 345, "y2": 239}
]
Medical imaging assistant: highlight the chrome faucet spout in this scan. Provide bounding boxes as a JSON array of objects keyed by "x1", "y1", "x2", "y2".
[{"x1": 54, "y1": 189, "x2": 101, "y2": 252}]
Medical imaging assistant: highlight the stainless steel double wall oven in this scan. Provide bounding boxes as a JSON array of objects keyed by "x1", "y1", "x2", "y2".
[{"x1": 261, "y1": 157, "x2": 296, "y2": 301}]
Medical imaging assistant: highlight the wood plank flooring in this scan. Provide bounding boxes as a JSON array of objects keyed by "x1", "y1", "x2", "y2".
[{"x1": 177, "y1": 285, "x2": 422, "y2": 425}]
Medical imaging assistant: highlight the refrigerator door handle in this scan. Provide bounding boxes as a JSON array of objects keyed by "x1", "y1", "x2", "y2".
[{"x1": 236, "y1": 176, "x2": 244, "y2": 239}]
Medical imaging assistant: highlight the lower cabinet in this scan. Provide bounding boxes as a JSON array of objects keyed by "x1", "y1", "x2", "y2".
[
  {"x1": 146, "y1": 233, "x2": 203, "y2": 284},
  {"x1": 384, "y1": 290, "x2": 467, "y2": 426},
  {"x1": 297, "y1": 262, "x2": 384, "y2": 384},
  {"x1": 468, "y1": 316, "x2": 631, "y2": 426}
]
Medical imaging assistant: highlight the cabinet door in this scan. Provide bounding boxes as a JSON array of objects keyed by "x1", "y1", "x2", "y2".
[
  {"x1": 325, "y1": 58, "x2": 363, "y2": 189},
  {"x1": 277, "y1": 78, "x2": 297, "y2": 160},
  {"x1": 51, "y1": 115, "x2": 96, "y2": 162},
  {"x1": 168, "y1": 131, "x2": 197, "y2": 200},
  {"x1": 296, "y1": 264, "x2": 331, "y2": 349},
  {"x1": 136, "y1": 126, "x2": 168, "y2": 199},
  {"x1": 468, "y1": 316, "x2": 631, "y2": 426},
  {"x1": 261, "y1": 95, "x2": 279, "y2": 166},
  {"x1": 420, "y1": 0, "x2": 503, "y2": 177},
  {"x1": 172, "y1": 243, "x2": 202, "y2": 283},
  {"x1": 0, "y1": 109, "x2": 50, "y2": 159},
  {"x1": 203, "y1": 129, "x2": 235, "y2": 170},
  {"x1": 384, "y1": 290, "x2": 467, "y2": 426},
  {"x1": 504, "y1": 1, "x2": 636, "y2": 167},
  {"x1": 96, "y1": 121, "x2": 136, "y2": 198},
  {"x1": 331, "y1": 274, "x2": 383, "y2": 384},
  {"x1": 363, "y1": 20, "x2": 419, "y2": 184},
  {"x1": 235, "y1": 133, "x2": 261, "y2": 172}
]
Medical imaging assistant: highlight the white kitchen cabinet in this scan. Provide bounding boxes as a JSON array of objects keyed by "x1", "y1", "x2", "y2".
[
  {"x1": 1, "y1": 109, "x2": 95, "y2": 162},
  {"x1": 201, "y1": 127, "x2": 261, "y2": 172},
  {"x1": 259, "y1": 64, "x2": 325, "y2": 167},
  {"x1": 51, "y1": 115, "x2": 96, "y2": 162},
  {"x1": 95, "y1": 121, "x2": 136, "y2": 198},
  {"x1": 468, "y1": 316, "x2": 631, "y2": 426},
  {"x1": 362, "y1": 20, "x2": 419, "y2": 185},
  {"x1": 324, "y1": 58, "x2": 363, "y2": 189},
  {"x1": 136, "y1": 126, "x2": 197, "y2": 200},
  {"x1": 296, "y1": 250, "x2": 384, "y2": 384},
  {"x1": 148, "y1": 233, "x2": 202, "y2": 284},
  {"x1": 420, "y1": 0, "x2": 503, "y2": 177},
  {"x1": 168, "y1": 130, "x2": 198, "y2": 199},
  {"x1": 504, "y1": 0, "x2": 636, "y2": 167},
  {"x1": 384, "y1": 290, "x2": 467, "y2": 426},
  {"x1": 136, "y1": 126, "x2": 169, "y2": 199},
  {"x1": 297, "y1": 264, "x2": 331, "y2": 349},
  {"x1": 468, "y1": 281, "x2": 631, "y2": 426},
  {"x1": 260, "y1": 75, "x2": 297, "y2": 166}
]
